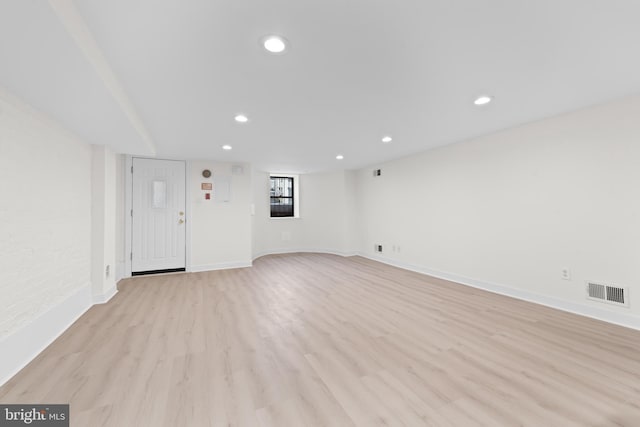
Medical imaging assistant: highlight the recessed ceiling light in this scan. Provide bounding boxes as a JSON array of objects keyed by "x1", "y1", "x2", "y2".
[
  {"x1": 222, "y1": 145, "x2": 232, "y2": 150},
  {"x1": 474, "y1": 95, "x2": 493, "y2": 106},
  {"x1": 234, "y1": 114, "x2": 249, "y2": 123},
  {"x1": 382, "y1": 136, "x2": 393, "y2": 143},
  {"x1": 336, "y1": 155, "x2": 344, "y2": 160},
  {"x1": 262, "y1": 35, "x2": 288, "y2": 54}
]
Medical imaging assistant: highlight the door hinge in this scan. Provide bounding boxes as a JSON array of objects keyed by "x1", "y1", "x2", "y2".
[
  {"x1": 130, "y1": 209, "x2": 133, "y2": 217},
  {"x1": 130, "y1": 252, "x2": 133, "y2": 261},
  {"x1": 131, "y1": 166, "x2": 133, "y2": 173}
]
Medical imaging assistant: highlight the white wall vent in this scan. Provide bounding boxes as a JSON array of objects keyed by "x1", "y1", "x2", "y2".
[
  {"x1": 586, "y1": 282, "x2": 629, "y2": 307},
  {"x1": 606, "y1": 285, "x2": 626, "y2": 305},
  {"x1": 373, "y1": 169, "x2": 381, "y2": 177}
]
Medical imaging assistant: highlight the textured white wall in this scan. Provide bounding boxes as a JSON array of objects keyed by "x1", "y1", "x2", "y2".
[
  {"x1": 355, "y1": 95, "x2": 640, "y2": 318},
  {"x1": 252, "y1": 170, "x2": 358, "y2": 258},
  {"x1": 0, "y1": 90, "x2": 92, "y2": 339},
  {"x1": 189, "y1": 161, "x2": 252, "y2": 269}
]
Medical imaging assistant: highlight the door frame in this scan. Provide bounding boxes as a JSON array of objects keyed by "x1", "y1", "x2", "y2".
[{"x1": 124, "y1": 155, "x2": 192, "y2": 278}]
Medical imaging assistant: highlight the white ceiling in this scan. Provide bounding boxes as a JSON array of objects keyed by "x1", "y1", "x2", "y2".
[{"x1": 2, "y1": 0, "x2": 640, "y2": 172}]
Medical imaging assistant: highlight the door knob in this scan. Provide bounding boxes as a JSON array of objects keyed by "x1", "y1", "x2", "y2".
[
  {"x1": 179, "y1": 219, "x2": 185, "y2": 224},
  {"x1": 179, "y1": 211, "x2": 184, "y2": 216}
]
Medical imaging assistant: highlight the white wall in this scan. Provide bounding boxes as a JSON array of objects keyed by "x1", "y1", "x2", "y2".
[
  {"x1": 189, "y1": 161, "x2": 252, "y2": 270},
  {"x1": 0, "y1": 89, "x2": 92, "y2": 340},
  {"x1": 115, "y1": 154, "x2": 126, "y2": 281},
  {"x1": 252, "y1": 170, "x2": 358, "y2": 258},
  {"x1": 0, "y1": 89, "x2": 95, "y2": 384},
  {"x1": 355, "y1": 95, "x2": 640, "y2": 324},
  {"x1": 343, "y1": 170, "x2": 360, "y2": 253},
  {"x1": 91, "y1": 145, "x2": 117, "y2": 302}
]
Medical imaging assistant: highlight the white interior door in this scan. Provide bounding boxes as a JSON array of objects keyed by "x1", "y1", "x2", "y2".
[{"x1": 132, "y1": 158, "x2": 186, "y2": 273}]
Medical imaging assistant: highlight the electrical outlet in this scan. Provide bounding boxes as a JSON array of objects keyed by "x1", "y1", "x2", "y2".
[
  {"x1": 105, "y1": 265, "x2": 110, "y2": 278},
  {"x1": 561, "y1": 268, "x2": 571, "y2": 280}
]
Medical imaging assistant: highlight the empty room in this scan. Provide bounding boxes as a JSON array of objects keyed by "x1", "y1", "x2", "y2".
[{"x1": 1, "y1": 0, "x2": 640, "y2": 426}]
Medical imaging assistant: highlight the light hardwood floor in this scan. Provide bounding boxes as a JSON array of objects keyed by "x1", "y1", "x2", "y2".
[{"x1": 2, "y1": 253, "x2": 640, "y2": 426}]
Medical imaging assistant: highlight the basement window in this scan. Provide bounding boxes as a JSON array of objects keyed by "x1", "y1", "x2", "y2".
[{"x1": 270, "y1": 175, "x2": 299, "y2": 218}]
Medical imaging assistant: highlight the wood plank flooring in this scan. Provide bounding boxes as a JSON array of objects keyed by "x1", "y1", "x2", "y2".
[{"x1": 2, "y1": 253, "x2": 640, "y2": 426}]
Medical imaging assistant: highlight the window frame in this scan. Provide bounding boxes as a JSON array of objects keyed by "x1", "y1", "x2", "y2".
[{"x1": 269, "y1": 174, "x2": 300, "y2": 219}]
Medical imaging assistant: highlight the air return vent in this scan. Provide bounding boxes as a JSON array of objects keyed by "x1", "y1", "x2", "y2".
[
  {"x1": 586, "y1": 282, "x2": 629, "y2": 307},
  {"x1": 606, "y1": 286, "x2": 626, "y2": 305},
  {"x1": 587, "y1": 282, "x2": 606, "y2": 300}
]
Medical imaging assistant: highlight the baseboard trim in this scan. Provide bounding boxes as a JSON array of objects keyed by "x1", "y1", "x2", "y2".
[
  {"x1": 253, "y1": 248, "x2": 358, "y2": 261},
  {"x1": 190, "y1": 261, "x2": 252, "y2": 273},
  {"x1": 0, "y1": 283, "x2": 93, "y2": 386},
  {"x1": 92, "y1": 285, "x2": 118, "y2": 304},
  {"x1": 358, "y1": 253, "x2": 640, "y2": 331},
  {"x1": 191, "y1": 250, "x2": 359, "y2": 271}
]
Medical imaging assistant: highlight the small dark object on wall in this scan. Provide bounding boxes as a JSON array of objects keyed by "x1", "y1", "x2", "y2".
[{"x1": 202, "y1": 169, "x2": 212, "y2": 178}]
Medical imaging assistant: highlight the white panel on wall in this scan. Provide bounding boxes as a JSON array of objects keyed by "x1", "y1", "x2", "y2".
[{"x1": 214, "y1": 175, "x2": 231, "y2": 202}]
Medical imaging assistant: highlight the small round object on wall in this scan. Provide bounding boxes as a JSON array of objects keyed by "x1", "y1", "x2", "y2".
[{"x1": 202, "y1": 169, "x2": 212, "y2": 178}]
